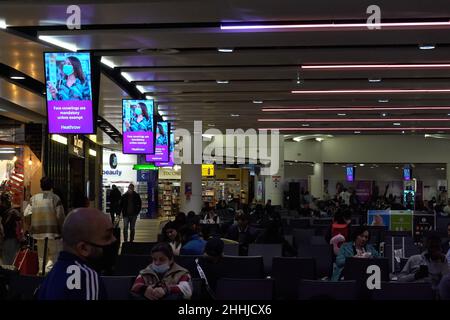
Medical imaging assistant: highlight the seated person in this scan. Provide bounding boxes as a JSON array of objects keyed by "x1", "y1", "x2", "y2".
[
  {"x1": 202, "y1": 207, "x2": 219, "y2": 224},
  {"x1": 226, "y1": 213, "x2": 257, "y2": 255},
  {"x1": 131, "y1": 242, "x2": 192, "y2": 300},
  {"x1": 180, "y1": 217, "x2": 206, "y2": 256},
  {"x1": 255, "y1": 220, "x2": 297, "y2": 257},
  {"x1": 162, "y1": 221, "x2": 182, "y2": 256},
  {"x1": 331, "y1": 226, "x2": 380, "y2": 281},
  {"x1": 398, "y1": 232, "x2": 449, "y2": 290}
]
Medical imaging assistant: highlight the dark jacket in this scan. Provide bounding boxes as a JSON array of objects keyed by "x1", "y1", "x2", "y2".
[
  {"x1": 110, "y1": 188, "x2": 122, "y2": 210},
  {"x1": 226, "y1": 224, "x2": 257, "y2": 245},
  {"x1": 120, "y1": 191, "x2": 142, "y2": 217}
]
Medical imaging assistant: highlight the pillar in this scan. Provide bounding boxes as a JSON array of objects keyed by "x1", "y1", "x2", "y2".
[
  {"x1": 180, "y1": 164, "x2": 203, "y2": 214},
  {"x1": 264, "y1": 136, "x2": 284, "y2": 206},
  {"x1": 309, "y1": 162, "x2": 324, "y2": 200}
]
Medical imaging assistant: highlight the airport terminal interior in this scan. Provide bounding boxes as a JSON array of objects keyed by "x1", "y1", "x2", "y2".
[{"x1": 1, "y1": 0, "x2": 450, "y2": 302}]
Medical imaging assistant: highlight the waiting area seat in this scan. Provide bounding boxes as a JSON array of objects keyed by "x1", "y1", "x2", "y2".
[
  {"x1": 248, "y1": 243, "x2": 282, "y2": 274},
  {"x1": 113, "y1": 254, "x2": 151, "y2": 276},
  {"x1": 371, "y1": 282, "x2": 434, "y2": 300},
  {"x1": 120, "y1": 242, "x2": 156, "y2": 255},
  {"x1": 216, "y1": 278, "x2": 274, "y2": 300},
  {"x1": 298, "y1": 280, "x2": 358, "y2": 300},
  {"x1": 8, "y1": 275, "x2": 44, "y2": 300},
  {"x1": 102, "y1": 276, "x2": 135, "y2": 300}
]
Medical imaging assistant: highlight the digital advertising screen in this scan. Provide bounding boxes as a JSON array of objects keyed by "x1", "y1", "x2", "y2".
[
  {"x1": 146, "y1": 121, "x2": 170, "y2": 162},
  {"x1": 403, "y1": 166, "x2": 411, "y2": 181},
  {"x1": 346, "y1": 166, "x2": 355, "y2": 182},
  {"x1": 390, "y1": 210, "x2": 413, "y2": 232},
  {"x1": 155, "y1": 132, "x2": 174, "y2": 167},
  {"x1": 122, "y1": 99, "x2": 155, "y2": 154},
  {"x1": 44, "y1": 52, "x2": 94, "y2": 134},
  {"x1": 367, "y1": 210, "x2": 391, "y2": 229}
]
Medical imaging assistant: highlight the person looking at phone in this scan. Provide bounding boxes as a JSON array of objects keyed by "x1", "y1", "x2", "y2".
[
  {"x1": 48, "y1": 56, "x2": 91, "y2": 101},
  {"x1": 131, "y1": 242, "x2": 192, "y2": 300},
  {"x1": 399, "y1": 232, "x2": 449, "y2": 290},
  {"x1": 331, "y1": 226, "x2": 380, "y2": 281}
]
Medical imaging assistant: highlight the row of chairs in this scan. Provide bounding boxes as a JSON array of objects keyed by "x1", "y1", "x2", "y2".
[{"x1": 7, "y1": 273, "x2": 434, "y2": 300}]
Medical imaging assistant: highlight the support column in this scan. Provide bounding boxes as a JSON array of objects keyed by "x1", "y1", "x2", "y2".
[
  {"x1": 180, "y1": 164, "x2": 203, "y2": 214},
  {"x1": 446, "y1": 163, "x2": 450, "y2": 200},
  {"x1": 264, "y1": 136, "x2": 284, "y2": 206},
  {"x1": 309, "y1": 162, "x2": 324, "y2": 200}
]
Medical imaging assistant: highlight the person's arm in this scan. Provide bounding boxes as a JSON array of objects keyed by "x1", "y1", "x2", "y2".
[
  {"x1": 398, "y1": 257, "x2": 418, "y2": 282},
  {"x1": 131, "y1": 275, "x2": 147, "y2": 295},
  {"x1": 136, "y1": 193, "x2": 142, "y2": 215},
  {"x1": 55, "y1": 198, "x2": 65, "y2": 233},
  {"x1": 166, "y1": 274, "x2": 193, "y2": 299},
  {"x1": 335, "y1": 244, "x2": 351, "y2": 268}
]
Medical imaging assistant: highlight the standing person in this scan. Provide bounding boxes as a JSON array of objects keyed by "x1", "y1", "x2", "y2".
[
  {"x1": 120, "y1": 184, "x2": 142, "y2": 242},
  {"x1": 0, "y1": 193, "x2": 23, "y2": 265},
  {"x1": 37, "y1": 208, "x2": 116, "y2": 300},
  {"x1": 24, "y1": 177, "x2": 65, "y2": 273},
  {"x1": 109, "y1": 185, "x2": 122, "y2": 224}
]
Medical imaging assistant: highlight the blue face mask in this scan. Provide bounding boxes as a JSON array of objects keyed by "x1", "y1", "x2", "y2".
[
  {"x1": 152, "y1": 263, "x2": 170, "y2": 274},
  {"x1": 135, "y1": 107, "x2": 142, "y2": 116},
  {"x1": 63, "y1": 64, "x2": 74, "y2": 76}
]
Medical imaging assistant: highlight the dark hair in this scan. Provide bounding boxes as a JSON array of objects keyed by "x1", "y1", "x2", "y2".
[
  {"x1": 236, "y1": 213, "x2": 250, "y2": 222},
  {"x1": 351, "y1": 226, "x2": 370, "y2": 242},
  {"x1": 187, "y1": 211, "x2": 196, "y2": 218},
  {"x1": 151, "y1": 242, "x2": 174, "y2": 260},
  {"x1": 0, "y1": 192, "x2": 11, "y2": 208},
  {"x1": 158, "y1": 123, "x2": 166, "y2": 137},
  {"x1": 138, "y1": 102, "x2": 150, "y2": 121},
  {"x1": 204, "y1": 237, "x2": 224, "y2": 257},
  {"x1": 67, "y1": 56, "x2": 86, "y2": 83},
  {"x1": 40, "y1": 177, "x2": 53, "y2": 191}
]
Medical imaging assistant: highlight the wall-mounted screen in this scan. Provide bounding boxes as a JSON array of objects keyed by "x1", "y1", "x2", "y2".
[
  {"x1": 403, "y1": 166, "x2": 411, "y2": 181},
  {"x1": 122, "y1": 99, "x2": 154, "y2": 154},
  {"x1": 155, "y1": 132, "x2": 174, "y2": 167},
  {"x1": 44, "y1": 52, "x2": 94, "y2": 134},
  {"x1": 346, "y1": 165, "x2": 355, "y2": 182},
  {"x1": 146, "y1": 121, "x2": 170, "y2": 162}
]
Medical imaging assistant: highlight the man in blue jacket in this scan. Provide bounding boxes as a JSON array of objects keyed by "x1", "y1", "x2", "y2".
[{"x1": 37, "y1": 208, "x2": 116, "y2": 300}]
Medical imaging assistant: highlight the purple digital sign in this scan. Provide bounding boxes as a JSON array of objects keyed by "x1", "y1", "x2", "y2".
[
  {"x1": 155, "y1": 132, "x2": 174, "y2": 167},
  {"x1": 147, "y1": 121, "x2": 170, "y2": 162},
  {"x1": 346, "y1": 166, "x2": 355, "y2": 182},
  {"x1": 122, "y1": 99, "x2": 154, "y2": 154},
  {"x1": 44, "y1": 52, "x2": 94, "y2": 134}
]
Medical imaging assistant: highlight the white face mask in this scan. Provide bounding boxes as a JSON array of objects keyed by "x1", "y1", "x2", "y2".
[{"x1": 152, "y1": 263, "x2": 170, "y2": 274}]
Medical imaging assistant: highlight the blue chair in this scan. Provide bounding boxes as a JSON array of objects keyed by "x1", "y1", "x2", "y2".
[{"x1": 102, "y1": 276, "x2": 135, "y2": 300}]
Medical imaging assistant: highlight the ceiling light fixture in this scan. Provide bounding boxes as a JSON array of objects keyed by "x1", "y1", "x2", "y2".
[
  {"x1": 0, "y1": 19, "x2": 7, "y2": 29},
  {"x1": 419, "y1": 44, "x2": 436, "y2": 50},
  {"x1": 315, "y1": 137, "x2": 324, "y2": 142},
  {"x1": 337, "y1": 113, "x2": 347, "y2": 116},
  {"x1": 216, "y1": 80, "x2": 229, "y2": 84},
  {"x1": 217, "y1": 48, "x2": 234, "y2": 53},
  {"x1": 253, "y1": 100, "x2": 263, "y2": 104},
  {"x1": 10, "y1": 76, "x2": 25, "y2": 80},
  {"x1": 230, "y1": 114, "x2": 240, "y2": 117},
  {"x1": 378, "y1": 99, "x2": 390, "y2": 103},
  {"x1": 292, "y1": 89, "x2": 450, "y2": 94},
  {"x1": 100, "y1": 57, "x2": 116, "y2": 68},
  {"x1": 221, "y1": 21, "x2": 450, "y2": 31},
  {"x1": 121, "y1": 72, "x2": 133, "y2": 82},
  {"x1": 38, "y1": 35, "x2": 78, "y2": 52},
  {"x1": 301, "y1": 63, "x2": 450, "y2": 69},
  {"x1": 393, "y1": 122, "x2": 401, "y2": 126},
  {"x1": 258, "y1": 118, "x2": 450, "y2": 122},
  {"x1": 369, "y1": 78, "x2": 382, "y2": 83},
  {"x1": 262, "y1": 106, "x2": 450, "y2": 112},
  {"x1": 136, "y1": 85, "x2": 146, "y2": 94}
]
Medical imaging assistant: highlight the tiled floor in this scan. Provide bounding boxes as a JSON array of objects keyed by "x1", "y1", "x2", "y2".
[{"x1": 118, "y1": 216, "x2": 169, "y2": 244}]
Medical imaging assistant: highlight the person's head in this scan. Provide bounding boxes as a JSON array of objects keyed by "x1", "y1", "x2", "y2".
[
  {"x1": 138, "y1": 102, "x2": 150, "y2": 121},
  {"x1": 163, "y1": 221, "x2": 179, "y2": 242},
  {"x1": 40, "y1": 177, "x2": 53, "y2": 191},
  {"x1": 158, "y1": 123, "x2": 166, "y2": 136},
  {"x1": 65, "y1": 56, "x2": 86, "y2": 83},
  {"x1": 112, "y1": 184, "x2": 117, "y2": 190},
  {"x1": 351, "y1": 226, "x2": 370, "y2": 248},
  {"x1": 62, "y1": 208, "x2": 116, "y2": 269},
  {"x1": 127, "y1": 183, "x2": 134, "y2": 193},
  {"x1": 150, "y1": 242, "x2": 174, "y2": 274},
  {"x1": 236, "y1": 213, "x2": 250, "y2": 229},
  {"x1": 425, "y1": 232, "x2": 443, "y2": 260},
  {"x1": 373, "y1": 215, "x2": 384, "y2": 226},
  {"x1": 333, "y1": 211, "x2": 346, "y2": 225},
  {"x1": 187, "y1": 211, "x2": 196, "y2": 219},
  {"x1": 266, "y1": 199, "x2": 272, "y2": 205},
  {"x1": 174, "y1": 212, "x2": 186, "y2": 228},
  {"x1": 204, "y1": 237, "x2": 224, "y2": 260}
]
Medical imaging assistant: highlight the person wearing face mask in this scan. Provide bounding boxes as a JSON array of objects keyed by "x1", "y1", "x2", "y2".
[
  {"x1": 47, "y1": 56, "x2": 91, "y2": 101},
  {"x1": 37, "y1": 208, "x2": 116, "y2": 300},
  {"x1": 129, "y1": 102, "x2": 151, "y2": 132},
  {"x1": 131, "y1": 242, "x2": 192, "y2": 300},
  {"x1": 331, "y1": 226, "x2": 380, "y2": 281}
]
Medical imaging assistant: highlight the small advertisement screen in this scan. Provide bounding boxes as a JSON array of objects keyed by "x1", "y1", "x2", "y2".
[
  {"x1": 368, "y1": 210, "x2": 391, "y2": 229},
  {"x1": 346, "y1": 166, "x2": 355, "y2": 182},
  {"x1": 390, "y1": 210, "x2": 413, "y2": 232},
  {"x1": 146, "y1": 121, "x2": 170, "y2": 162},
  {"x1": 122, "y1": 100, "x2": 154, "y2": 154},
  {"x1": 403, "y1": 167, "x2": 411, "y2": 181},
  {"x1": 155, "y1": 133, "x2": 174, "y2": 167},
  {"x1": 44, "y1": 52, "x2": 94, "y2": 134}
]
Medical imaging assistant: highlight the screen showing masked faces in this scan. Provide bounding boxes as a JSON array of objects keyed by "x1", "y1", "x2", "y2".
[
  {"x1": 146, "y1": 121, "x2": 170, "y2": 162},
  {"x1": 122, "y1": 99, "x2": 155, "y2": 154}
]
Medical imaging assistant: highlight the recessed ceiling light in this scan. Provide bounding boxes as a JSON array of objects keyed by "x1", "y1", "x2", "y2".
[
  {"x1": 359, "y1": 164, "x2": 365, "y2": 166},
  {"x1": 315, "y1": 137, "x2": 324, "y2": 142},
  {"x1": 136, "y1": 85, "x2": 146, "y2": 94},
  {"x1": 382, "y1": 113, "x2": 387, "y2": 117},
  {"x1": 337, "y1": 113, "x2": 346, "y2": 116},
  {"x1": 301, "y1": 124, "x2": 310, "y2": 127},
  {"x1": 10, "y1": 76, "x2": 25, "y2": 80},
  {"x1": 369, "y1": 78, "x2": 382, "y2": 83},
  {"x1": 378, "y1": 99, "x2": 389, "y2": 103},
  {"x1": 395, "y1": 167, "x2": 399, "y2": 169},
  {"x1": 419, "y1": 44, "x2": 435, "y2": 50},
  {"x1": 217, "y1": 48, "x2": 234, "y2": 53},
  {"x1": 146, "y1": 95, "x2": 154, "y2": 100},
  {"x1": 354, "y1": 131, "x2": 361, "y2": 134},
  {"x1": 393, "y1": 122, "x2": 401, "y2": 126},
  {"x1": 38, "y1": 35, "x2": 77, "y2": 52},
  {"x1": 402, "y1": 130, "x2": 405, "y2": 134},
  {"x1": 230, "y1": 114, "x2": 240, "y2": 117},
  {"x1": 208, "y1": 124, "x2": 215, "y2": 127},
  {"x1": 296, "y1": 79, "x2": 303, "y2": 85},
  {"x1": 216, "y1": 80, "x2": 229, "y2": 84},
  {"x1": 253, "y1": 100, "x2": 263, "y2": 104},
  {"x1": 121, "y1": 72, "x2": 133, "y2": 82},
  {"x1": 0, "y1": 20, "x2": 7, "y2": 29}
]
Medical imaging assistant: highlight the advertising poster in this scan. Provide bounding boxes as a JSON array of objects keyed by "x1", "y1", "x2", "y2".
[
  {"x1": 155, "y1": 133, "x2": 175, "y2": 167},
  {"x1": 146, "y1": 121, "x2": 169, "y2": 162},
  {"x1": 413, "y1": 212, "x2": 436, "y2": 242},
  {"x1": 390, "y1": 210, "x2": 413, "y2": 232},
  {"x1": 346, "y1": 166, "x2": 354, "y2": 182},
  {"x1": 44, "y1": 52, "x2": 94, "y2": 133},
  {"x1": 368, "y1": 210, "x2": 391, "y2": 229},
  {"x1": 122, "y1": 99, "x2": 154, "y2": 154},
  {"x1": 355, "y1": 180, "x2": 372, "y2": 203}
]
